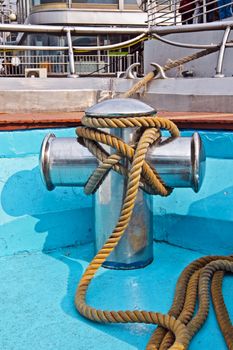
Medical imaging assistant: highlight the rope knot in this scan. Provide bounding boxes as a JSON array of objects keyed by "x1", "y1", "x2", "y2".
[
  {"x1": 75, "y1": 102, "x2": 184, "y2": 350},
  {"x1": 76, "y1": 113, "x2": 179, "y2": 196}
]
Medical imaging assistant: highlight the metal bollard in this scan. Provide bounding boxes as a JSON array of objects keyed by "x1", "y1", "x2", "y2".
[{"x1": 40, "y1": 98, "x2": 206, "y2": 269}]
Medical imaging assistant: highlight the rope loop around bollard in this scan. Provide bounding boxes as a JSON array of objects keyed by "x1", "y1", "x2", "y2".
[
  {"x1": 75, "y1": 112, "x2": 194, "y2": 350},
  {"x1": 74, "y1": 107, "x2": 233, "y2": 350},
  {"x1": 77, "y1": 114, "x2": 180, "y2": 196}
]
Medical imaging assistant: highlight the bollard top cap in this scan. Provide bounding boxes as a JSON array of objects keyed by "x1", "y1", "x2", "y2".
[{"x1": 85, "y1": 98, "x2": 156, "y2": 118}]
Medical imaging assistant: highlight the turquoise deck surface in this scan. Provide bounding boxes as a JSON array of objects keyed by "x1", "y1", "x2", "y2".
[
  {"x1": 1, "y1": 127, "x2": 233, "y2": 349},
  {"x1": 0, "y1": 242, "x2": 232, "y2": 350},
  {"x1": 1, "y1": 128, "x2": 233, "y2": 256}
]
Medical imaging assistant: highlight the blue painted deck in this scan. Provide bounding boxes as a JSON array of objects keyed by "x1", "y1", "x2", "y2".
[
  {"x1": 1, "y1": 242, "x2": 232, "y2": 350},
  {"x1": 0, "y1": 127, "x2": 233, "y2": 349}
]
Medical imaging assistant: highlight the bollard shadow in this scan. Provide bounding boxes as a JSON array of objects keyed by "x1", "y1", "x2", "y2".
[
  {"x1": 155, "y1": 185, "x2": 233, "y2": 255},
  {"x1": 187, "y1": 185, "x2": 233, "y2": 254},
  {"x1": 1, "y1": 166, "x2": 154, "y2": 349}
]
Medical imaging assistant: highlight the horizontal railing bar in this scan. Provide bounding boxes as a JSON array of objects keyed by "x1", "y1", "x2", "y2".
[
  {"x1": 154, "y1": 0, "x2": 197, "y2": 23},
  {"x1": 150, "y1": 9, "x2": 175, "y2": 21},
  {"x1": 0, "y1": 45, "x2": 68, "y2": 50},
  {"x1": 155, "y1": 0, "x2": 218, "y2": 25},
  {"x1": 149, "y1": 1, "x2": 177, "y2": 18},
  {"x1": 151, "y1": 20, "x2": 233, "y2": 33},
  {"x1": 151, "y1": 34, "x2": 233, "y2": 47},
  {"x1": 0, "y1": 33, "x2": 146, "y2": 52},
  {"x1": 152, "y1": 32, "x2": 221, "y2": 48},
  {"x1": 148, "y1": 0, "x2": 172, "y2": 9},
  {"x1": 147, "y1": 0, "x2": 233, "y2": 27},
  {"x1": 148, "y1": 0, "x2": 197, "y2": 20},
  {"x1": 0, "y1": 54, "x2": 135, "y2": 58},
  {"x1": 157, "y1": 0, "x2": 233, "y2": 26},
  {"x1": 0, "y1": 23, "x2": 147, "y2": 34},
  {"x1": 0, "y1": 51, "x2": 141, "y2": 77}
]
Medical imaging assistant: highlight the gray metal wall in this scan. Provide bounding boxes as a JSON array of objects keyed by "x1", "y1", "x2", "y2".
[
  {"x1": 2, "y1": 77, "x2": 233, "y2": 113},
  {"x1": 144, "y1": 30, "x2": 233, "y2": 78}
]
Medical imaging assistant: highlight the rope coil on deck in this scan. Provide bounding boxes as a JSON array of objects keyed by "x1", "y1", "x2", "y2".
[{"x1": 146, "y1": 256, "x2": 233, "y2": 350}]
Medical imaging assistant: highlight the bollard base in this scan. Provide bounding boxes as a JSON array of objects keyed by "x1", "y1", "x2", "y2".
[
  {"x1": 102, "y1": 257, "x2": 154, "y2": 270},
  {"x1": 67, "y1": 73, "x2": 79, "y2": 78}
]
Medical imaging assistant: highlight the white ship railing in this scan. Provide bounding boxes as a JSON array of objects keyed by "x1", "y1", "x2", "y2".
[
  {"x1": 0, "y1": 25, "x2": 146, "y2": 77},
  {"x1": 146, "y1": 0, "x2": 233, "y2": 26},
  {"x1": 0, "y1": 22, "x2": 233, "y2": 78},
  {"x1": 0, "y1": 52, "x2": 141, "y2": 77}
]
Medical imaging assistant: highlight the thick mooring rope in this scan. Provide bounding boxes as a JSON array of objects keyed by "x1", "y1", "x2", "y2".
[
  {"x1": 211, "y1": 272, "x2": 233, "y2": 349},
  {"x1": 74, "y1": 48, "x2": 233, "y2": 349},
  {"x1": 123, "y1": 45, "x2": 221, "y2": 98},
  {"x1": 75, "y1": 107, "x2": 233, "y2": 349},
  {"x1": 75, "y1": 118, "x2": 233, "y2": 349},
  {"x1": 75, "y1": 115, "x2": 194, "y2": 350},
  {"x1": 147, "y1": 255, "x2": 233, "y2": 350}
]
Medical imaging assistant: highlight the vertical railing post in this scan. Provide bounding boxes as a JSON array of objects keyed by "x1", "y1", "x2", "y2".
[
  {"x1": 97, "y1": 36, "x2": 101, "y2": 75},
  {"x1": 107, "y1": 52, "x2": 110, "y2": 74},
  {"x1": 173, "y1": 0, "x2": 177, "y2": 25},
  {"x1": 66, "y1": 28, "x2": 78, "y2": 78},
  {"x1": 127, "y1": 53, "x2": 131, "y2": 71},
  {"x1": 135, "y1": 50, "x2": 140, "y2": 75},
  {"x1": 203, "y1": 0, "x2": 207, "y2": 23},
  {"x1": 215, "y1": 26, "x2": 231, "y2": 78}
]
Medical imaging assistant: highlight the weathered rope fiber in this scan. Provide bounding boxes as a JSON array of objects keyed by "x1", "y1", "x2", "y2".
[
  {"x1": 75, "y1": 113, "x2": 194, "y2": 350},
  {"x1": 123, "y1": 43, "x2": 233, "y2": 350},
  {"x1": 74, "y1": 44, "x2": 233, "y2": 349},
  {"x1": 147, "y1": 255, "x2": 233, "y2": 350},
  {"x1": 211, "y1": 271, "x2": 233, "y2": 350},
  {"x1": 123, "y1": 44, "x2": 222, "y2": 99},
  {"x1": 153, "y1": 270, "x2": 200, "y2": 350},
  {"x1": 75, "y1": 112, "x2": 233, "y2": 350}
]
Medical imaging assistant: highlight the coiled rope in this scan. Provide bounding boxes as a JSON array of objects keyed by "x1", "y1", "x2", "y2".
[
  {"x1": 146, "y1": 256, "x2": 233, "y2": 350},
  {"x1": 74, "y1": 47, "x2": 233, "y2": 349},
  {"x1": 211, "y1": 272, "x2": 233, "y2": 350}
]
